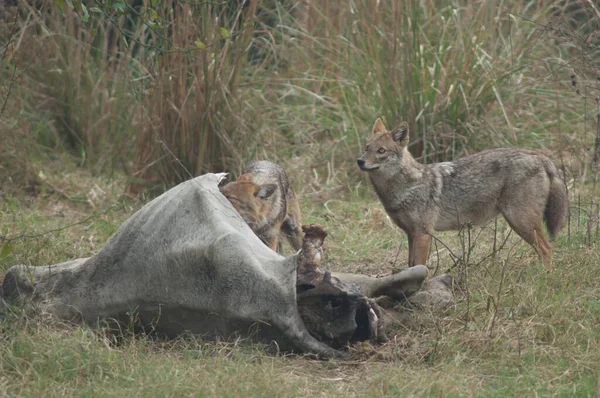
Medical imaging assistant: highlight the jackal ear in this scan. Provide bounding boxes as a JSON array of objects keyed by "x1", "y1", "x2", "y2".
[
  {"x1": 256, "y1": 184, "x2": 277, "y2": 200},
  {"x1": 371, "y1": 118, "x2": 387, "y2": 135},
  {"x1": 391, "y1": 122, "x2": 409, "y2": 144},
  {"x1": 237, "y1": 173, "x2": 254, "y2": 183}
]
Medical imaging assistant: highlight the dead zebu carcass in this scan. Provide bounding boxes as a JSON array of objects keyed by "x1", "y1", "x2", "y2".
[{"x1": 1, "y1": 173, "x2": 430, "y2": 358}]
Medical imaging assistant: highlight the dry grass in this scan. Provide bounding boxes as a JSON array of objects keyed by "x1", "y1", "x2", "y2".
[
  {"x1": 1, "y1": 158, "x2": 599, "y2": 396},
  {"x1": 2, "y1": 0, "x2": 600, "y2": 396},
  {"x1": 130, "y1": 0, "x2": 261, "y2": 194},
  {"x1": 11, "y1": 2, "x2": 142, "y2": 172},
  {"x1": 5, "y1": 0, "x2": 597, "y2": 193}
]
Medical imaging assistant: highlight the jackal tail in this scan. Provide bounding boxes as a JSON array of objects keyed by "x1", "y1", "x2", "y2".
[{"x1": 544, "y1": 166, "x2": 569, "y2": 239}]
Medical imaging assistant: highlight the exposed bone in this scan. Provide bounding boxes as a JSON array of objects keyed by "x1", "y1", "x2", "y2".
[
  {"x1": 296, "y1": 224, "x2": 389, "y2": 346},
  {"x1": 298, "y1": 224, "x2": 327, "y2": 272},
  {"x1": 215, "y1": 172, "x2": 229, "y2": 185},
  {"x1": 368, "y1": 308, "x2": 378, "y2": 340},
  {"x1": 2, "y1": 174, "x2": 433, "y2": 358},
  {"x1": 298, "y1": 224, "x2": 429, "y2": 302},
  {"x1": 2, "y1": 174, "x2": 344, "y2": 359}
]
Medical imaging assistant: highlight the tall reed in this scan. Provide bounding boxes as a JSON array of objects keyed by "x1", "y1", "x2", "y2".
[
  {"x1": 130, "y1": 0, "x2": 260, "y2": 193},
  {"x1": 14, "y1": 1, "x2": 142, "y2": 172},
  {"x1": 260, "y1": 0, "x2": 551, "y2": 163}
]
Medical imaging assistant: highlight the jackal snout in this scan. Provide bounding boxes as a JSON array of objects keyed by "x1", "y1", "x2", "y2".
[{"x1": 356, "y1": 158, "x2": 379, "y2": 171}]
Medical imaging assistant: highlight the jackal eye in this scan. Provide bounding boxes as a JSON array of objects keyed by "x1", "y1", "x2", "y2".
[{"x1": 377, "y1": 148, "x2": 386, "y2": 154}]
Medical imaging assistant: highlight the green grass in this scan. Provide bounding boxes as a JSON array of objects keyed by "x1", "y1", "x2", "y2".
[
  {"x1": 2, "y1": 0, "x2": 600, "y2": 396},
  {"x1": 1, "y1": 160, "x2": 600, "y2": 397}
]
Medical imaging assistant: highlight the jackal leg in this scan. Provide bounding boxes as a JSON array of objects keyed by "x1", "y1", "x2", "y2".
[
  {"x1": 502, "y1": 213, "x2": 553, "y2": 271},
  {"x1": 408, "y1": 233, "x2": 431, "y2": 267},
  {"x1": 282, "y1": 190, "x2": 304, "y2": 252},
  {"x1": 282, "y1": 215, "x2": 303, "y2": 252}
]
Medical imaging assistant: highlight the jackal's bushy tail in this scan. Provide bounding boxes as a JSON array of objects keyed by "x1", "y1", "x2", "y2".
[{"x1": 544, "y1": 171, "x2": 569, "y2": 238}]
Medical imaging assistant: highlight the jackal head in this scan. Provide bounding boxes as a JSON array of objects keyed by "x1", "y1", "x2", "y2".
[
  {"x1": 220, "y1": 173, "x2": 277, "y2": 228},
  {"x1": 357, "y1": 119, "x2": 409, "y2": 172}
]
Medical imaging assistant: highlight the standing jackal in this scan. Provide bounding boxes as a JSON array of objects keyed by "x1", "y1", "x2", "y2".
[
  {"x1": 357, "y1": 119, "x2": 569, "y2": 270},
  {"x1": 220, "y1": 161, "x2": 303, "y2": 253}
]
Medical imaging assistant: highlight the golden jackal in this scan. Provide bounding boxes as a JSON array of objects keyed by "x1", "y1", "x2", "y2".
[
  {"x1": 357, "y1": 119, "x2": 569, "y2": 270},
  {"x1": 220, "y1": 161, "x2": 303, "y2": 253}
]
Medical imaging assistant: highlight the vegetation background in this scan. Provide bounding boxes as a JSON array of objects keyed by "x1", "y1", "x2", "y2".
[{"x1": 1, "y1": 0, "x2": 599, "y2": 396}]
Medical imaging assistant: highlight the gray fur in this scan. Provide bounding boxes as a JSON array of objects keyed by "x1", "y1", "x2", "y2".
[
  {"x1": 2, "y1": 174, "x2": 339, "y2": 358},
  {"x1": 2, "y1": 173, "x2": 435, "y2": 358},
  {"x1": 358, "y1": 119, "x2": 569, "y2": 269},
  {"x1": 405, "y1": 274, "x2": 454, "y2": 310}
]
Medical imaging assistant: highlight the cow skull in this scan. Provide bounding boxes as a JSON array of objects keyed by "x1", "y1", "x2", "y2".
[{"x1": 295, "y1": 225, "x2": 388, "y2": 347}]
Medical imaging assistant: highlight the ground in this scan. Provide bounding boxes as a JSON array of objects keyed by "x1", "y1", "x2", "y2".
[{"x1": 1, "y1": 157, "x2": 599, "y2": 397}]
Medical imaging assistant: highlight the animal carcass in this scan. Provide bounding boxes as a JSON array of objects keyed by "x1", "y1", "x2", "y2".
[{"x1": 1, "y1": 173, "x2": 431, "y2": 358}]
